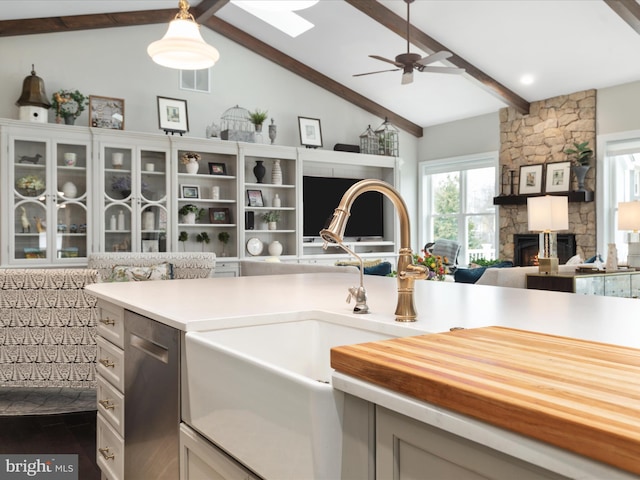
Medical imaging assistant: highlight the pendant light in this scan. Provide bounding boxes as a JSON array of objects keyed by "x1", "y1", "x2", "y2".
[{"x1": 147, "y1": 0, "x2": 220, "y2": 70}]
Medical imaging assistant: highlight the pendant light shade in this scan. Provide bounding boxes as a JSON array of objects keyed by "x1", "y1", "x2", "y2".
[{"x1": 147, "y1": 0, "x2": 220, "y2": 70}]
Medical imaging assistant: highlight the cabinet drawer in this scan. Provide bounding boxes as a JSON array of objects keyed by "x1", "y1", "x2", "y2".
[
  {"x1": 97, "y1": 375, "x2": 124, "y2": 436},
  {"x1": 96, "y1": 337, "x2": 124, "y2": 392},
  {"x1": 97, "y1": 413, "x2": 124, "y2": 480},
  {"x1": 97, "y1": 301, "x2": 125, "y2": 349}
]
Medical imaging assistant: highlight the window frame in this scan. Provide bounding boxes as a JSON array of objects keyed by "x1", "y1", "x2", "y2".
[{"x1": 418, "y1": 151, "x2": 499, "y2": 266}]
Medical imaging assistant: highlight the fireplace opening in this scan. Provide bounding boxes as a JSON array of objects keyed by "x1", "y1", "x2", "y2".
[{"x1": 513, "y1": 234, "x2": 576, "y2": 267}]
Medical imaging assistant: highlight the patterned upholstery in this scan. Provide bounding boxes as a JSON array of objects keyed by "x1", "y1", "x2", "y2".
[
  {"x1": 88, "y1": 252, "x2": 216, "y2": 280},
  {"x1": 0, "y1": 269, "x2": 100, "y2": 388}
]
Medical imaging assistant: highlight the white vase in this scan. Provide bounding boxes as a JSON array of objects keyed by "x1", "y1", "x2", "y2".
[
  {"x1": 62, "y1": 181, "x2": 77, "y2": 198},
  {"x1": 112, "y1": 152, "x2": 124, "y2": 169},
  {"x1": 184, "y1": 212, "x2": 196, "y2": 224},
  {"x1": 268, "y1": 240, "x2": 283, "y2": 257},
  {"x1": 271, "y1": 159, "x2": 282, "y2": 185},
  {"x1": 185, "y1": 160, "x2": 199, "y2": 174},
  {"x1": 143, "y1": 211, "x2": 155, "y2": 231},
  {"x1": 268, "y1": 221, "x2": 277, "y2": 230}
]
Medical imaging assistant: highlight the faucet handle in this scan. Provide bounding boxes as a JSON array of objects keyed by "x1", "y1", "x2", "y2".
[
  {"x1": 399, "y1": 263, "x2": 428, "y2": 280},
  {"x1": 347, "y1": 286, "x2": 369, "y2": 314}
]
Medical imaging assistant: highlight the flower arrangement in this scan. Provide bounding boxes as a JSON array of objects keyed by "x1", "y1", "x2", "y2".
[
  {"x1": 414, "y1": 249, "x2": 448, "y2": 281},
  {"x1": 16, "y1": 174, "x2": 45, "y2": 192},
  {"x1": 180, "y1": 152, "x2": 201, "y2": 165},
  {"x1": 111, "y1": 176, "x2": 149, "y2": 192}
]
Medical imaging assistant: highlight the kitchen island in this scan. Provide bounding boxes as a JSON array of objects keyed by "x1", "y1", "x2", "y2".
[{"x1": 86, "y1": 273, "x2": 640, "y2": 479}]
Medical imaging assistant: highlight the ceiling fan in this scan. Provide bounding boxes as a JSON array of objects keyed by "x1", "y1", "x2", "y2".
[{"x1": 354, "y1": 0, "x2": 464, "y2": 85}]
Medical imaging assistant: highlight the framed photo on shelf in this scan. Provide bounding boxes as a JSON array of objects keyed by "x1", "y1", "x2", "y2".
[
  {"x1": 519, "y1": 164, "x2": 543, "y2": 195},
  {"x1": 247, "y1": 189, "x2": 264, "y2": 207},
  {"x1": 208, "y1": 162, "x2": 227, "y2": 175},
  {"x1": 181, "y1": 184, "x2": 200, "y2": 199},
  {"x1": 298, "y1": 116, "x2": 323, "y2": 148},
  {"x1": 157, "y1": 96, "x2": 189, "y2": 134},
  {"x1": 89, "y1": 95, "x2": 124, "y2": 130},
  {"x1": 544, "y1": 161, "x2": 571, "y2": 193},
  {"x1": 209, "y1": 207, "x2": 231, "y2": 224}
]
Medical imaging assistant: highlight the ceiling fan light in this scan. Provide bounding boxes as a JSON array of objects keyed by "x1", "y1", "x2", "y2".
[
  {"x1": 147, "y1": 2, "x2": 220, "y2": 70},
  {"x1": 401, "y1": 69, "x2": 413, "y2": 85}
]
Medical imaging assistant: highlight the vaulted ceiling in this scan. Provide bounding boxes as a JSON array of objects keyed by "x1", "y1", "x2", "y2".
[{"x1": 3, "y1": 0, "x2": 640, "y2": 138}]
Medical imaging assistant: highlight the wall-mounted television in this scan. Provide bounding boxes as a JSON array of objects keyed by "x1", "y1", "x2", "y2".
[{"x1": 302, "y1": 176, "x2": 384, "y2": 239}]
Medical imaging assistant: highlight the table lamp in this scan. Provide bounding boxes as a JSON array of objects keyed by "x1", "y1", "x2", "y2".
[
  {"x1": 527, "y1": 196, "x2": 569, "y2": 274},
  {"x1": 618, "y1": 201, "x2": 640, "y2": 267}
]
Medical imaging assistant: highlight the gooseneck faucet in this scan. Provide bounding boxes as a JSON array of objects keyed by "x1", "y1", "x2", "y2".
[{"x1": 320, "y1": 179, "x2": 427, "y2": 322}]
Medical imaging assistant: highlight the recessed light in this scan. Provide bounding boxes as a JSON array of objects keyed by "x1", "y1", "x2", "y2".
[{"x1": 520, "y1": 74, "x2": 535, "y2": 85}]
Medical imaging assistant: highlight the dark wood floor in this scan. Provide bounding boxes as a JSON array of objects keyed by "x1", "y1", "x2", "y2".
[{"x1": 0, "y1": 411, "x2": 100, "y2": 480}]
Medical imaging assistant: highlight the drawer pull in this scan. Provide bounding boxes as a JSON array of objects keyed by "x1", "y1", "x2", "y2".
[
  {"x1": 99, "y1": 399, "x2": 115, "y2": 410},
  {"x1": 100, "y1": 317, "x2": 115, "y2": 326},
  {"x1": 99, "y1": 358, "x2": 115, "y2": 368},
  {"x1": 98, "y1": 447, "x2": 115, "y2": 461}
]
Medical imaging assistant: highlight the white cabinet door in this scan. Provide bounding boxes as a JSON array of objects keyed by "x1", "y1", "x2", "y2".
[
  {"x1": 376, "y1": 406, "x2": 567, "y2": 480},
  {"x1": 2, "y1": 124, "x2": 91, "y2": 266}
]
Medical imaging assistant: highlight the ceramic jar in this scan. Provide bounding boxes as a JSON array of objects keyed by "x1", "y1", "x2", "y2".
[
  {"x1": 62, "y1": 181, "x2": 77, "y2": 198},
  {"x1": 268, "y1": 240, "x2": 283, "y2": 257}
]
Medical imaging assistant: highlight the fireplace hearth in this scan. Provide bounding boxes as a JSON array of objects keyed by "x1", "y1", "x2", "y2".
[{"x1": 513, "y1": 234, "x2": 576, "y2": 267}]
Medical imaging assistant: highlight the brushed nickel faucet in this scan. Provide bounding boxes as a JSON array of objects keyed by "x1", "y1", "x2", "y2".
[{"x1": 320, "y1": 179, "x2": 427, "y2": 322}]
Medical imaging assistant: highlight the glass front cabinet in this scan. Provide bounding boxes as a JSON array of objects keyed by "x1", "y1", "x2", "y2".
[
  {"x1": 2, "y1": 125, "x2": 91, "y2": 266},
  {"x1": 94, "y1": 133, "x2": 170, "y2": 254}
]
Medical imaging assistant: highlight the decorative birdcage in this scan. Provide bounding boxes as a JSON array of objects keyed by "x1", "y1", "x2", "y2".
[
  {"x1": 375, "y1": 117, "x2": 399, "y2": 157},
  {"x1": 359, "y1": 125, "x2": 378, "y2": 155},
  {"x1": 220, "y1": 105, "x2": 255, "y2": 142}
]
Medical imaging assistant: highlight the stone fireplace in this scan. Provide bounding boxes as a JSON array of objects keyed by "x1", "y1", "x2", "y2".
[
  {"x1": 498, "y1": 90, "x2": 596, "y2": 262},
  {"x1": 513, "y1": 234, "x2": 577, "y2": 267}
]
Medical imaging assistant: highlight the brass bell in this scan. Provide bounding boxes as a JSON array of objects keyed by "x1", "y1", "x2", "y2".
[{"x1": 16, "y1": 64, "x2": 50, "y2": 108}]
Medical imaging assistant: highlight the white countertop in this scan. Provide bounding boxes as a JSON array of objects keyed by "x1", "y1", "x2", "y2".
[
  {"x1": 85, "y1": 273, "x2": 640, "y2": 347},
  {"x1": 85, "y1": 273, "x2": 640, "y2": 478}
]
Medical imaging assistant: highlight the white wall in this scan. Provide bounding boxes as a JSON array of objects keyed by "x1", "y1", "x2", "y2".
[
  {"x1": 597, "y1": 80, "x2": 640, "y2": 136},
  {"x1": 0, "y1": 24, "x2": 420, "y2": 247}
]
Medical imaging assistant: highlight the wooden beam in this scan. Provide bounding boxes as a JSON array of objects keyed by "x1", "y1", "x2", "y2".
[
  {"x1": 345, "y1": 0, "x2": 530, "y2": 115},
  {"x1": 203, "y1": 16, "x2": 423, "y2": 137},
  {"x1": 604, "y1": 0, "x2": 640, "y2": 35},
  {"x1": 193, "y1": 0, "x2": 229, "y2": 23}
]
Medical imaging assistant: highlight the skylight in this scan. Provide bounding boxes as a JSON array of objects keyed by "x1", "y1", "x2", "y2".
[{"x1": 230, "y1": 1, "x2": 317, "y2": 38}]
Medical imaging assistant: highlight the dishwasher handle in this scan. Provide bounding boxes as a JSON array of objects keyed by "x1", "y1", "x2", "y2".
[{"x1": 129, "y1": 333, "x2": 169, "y2": 364}]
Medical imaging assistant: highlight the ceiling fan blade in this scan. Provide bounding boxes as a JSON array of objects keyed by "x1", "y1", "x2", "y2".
[
  {"x1": 418, "y1": 66, "x2": 465, "y2": 75},
  {"x1": 353, "y1": 68, "x2": 401, "y2": 77},
  {"x1": 369, "y1": 55, "x2": 404, "y2": 68},
  {"x1": 401, "y1": 70, "x2": 413, "y2": 85},
  {"x1": 416, "y1": 50, "x2": 452, "y2": 66}
]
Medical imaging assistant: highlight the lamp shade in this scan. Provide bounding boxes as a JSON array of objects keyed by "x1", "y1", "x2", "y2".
[
  {"x1": 147, "y1": 18, "x2": 219, "y2": 70},
  {"x1": 618, "y1": 201, "x2": 640, "y2": 231},
  {"x1": 527, "y1": 195, "x2": 568, "y2": 232}
]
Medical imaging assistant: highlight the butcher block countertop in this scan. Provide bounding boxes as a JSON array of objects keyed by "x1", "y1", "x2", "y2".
[{"x1": 331, "y1": 325, "x2": 640, "y2": 476}]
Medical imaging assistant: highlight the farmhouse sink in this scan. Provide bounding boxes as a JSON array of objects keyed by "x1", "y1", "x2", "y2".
[{"x1": 182, "y1": 311, "x2": 425, "y2": 480}]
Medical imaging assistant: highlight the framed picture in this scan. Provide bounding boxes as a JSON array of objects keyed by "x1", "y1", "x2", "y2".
[
  {"x1": 157, "y1": 96, "x2": 189, "y2": 134},
  {"x1": 181, "y1": 185, "x2": 200, "y2": 199},
  {"x1": 247, "y1": 189, "x2": 264, "y2": 207},
  {"x1": 519, "y1": 164, "x2": 543, "y2": 195},
  {"x1": 208, "y1": 162, "x2": 227, "y2": 175},
  {"x1": 545, "y1": 161, "x2": 571, "y2": 193},
  {"x1": 209, "y1": 207, "x2": 230, "y2": 224},
  {"x1": 89, "y1": 95, "x2": 124, "y2": 130},
  {"x1": 298, "y1": 116, "x2": 323, "y2": 148}
]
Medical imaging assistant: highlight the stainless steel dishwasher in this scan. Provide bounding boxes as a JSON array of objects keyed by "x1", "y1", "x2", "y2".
[{"x1": 124, "y1": 310, "x2": 180, "y2": 479}]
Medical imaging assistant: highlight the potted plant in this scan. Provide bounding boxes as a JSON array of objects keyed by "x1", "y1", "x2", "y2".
[
  {"x1": 51, "y1": 89, "x2": 88, "y2": 125},
  {"x1": 178, "y1": 231, "x2": 189, "y2": 251},
  {"x1": 261, "y1": 210, "x2": 280, "y2": 230},
  {"x1": 248, "y1": 109, "x2": 268, "y2": 132},
  {"x1": 179, "y1": 204, "x2": 204, "y2": 224},
  {"x1": 218, "y1": 231, "x2": 230, "y2": 257},
  {"x1": 564, "y1": 141, "x2": 593, "y2": 191},
  {"x1": 196, "y1": 232, "x2": 210, "y2": 251},
  {"x1": 180, "y1": 151, "x2": 201, "y2": 174}
]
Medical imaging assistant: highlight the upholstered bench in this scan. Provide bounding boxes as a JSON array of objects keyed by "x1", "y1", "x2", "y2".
[{"x1": 87, "y1": 252, "x2": 216, "y2": 280}]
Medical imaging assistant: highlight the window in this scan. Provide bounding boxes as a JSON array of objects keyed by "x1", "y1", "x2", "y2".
[
  {"x1": 419, "y1": 153, "x2": 498, "y2": 266},
  {"x1": 598, "y1": 133, "x2": 640, "y2": 260},
  {"x1": 180, "y1": 69, "x2": 210, "y2": 93}
]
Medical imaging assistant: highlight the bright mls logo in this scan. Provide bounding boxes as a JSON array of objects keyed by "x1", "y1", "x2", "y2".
[{"x1": 0, "y1": 455, "x2": 77, "y2": 480}]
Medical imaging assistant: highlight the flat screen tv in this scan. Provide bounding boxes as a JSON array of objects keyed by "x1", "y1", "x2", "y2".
[{"x1": 303, "y1": 176, "x2": 384, "y2": 239}]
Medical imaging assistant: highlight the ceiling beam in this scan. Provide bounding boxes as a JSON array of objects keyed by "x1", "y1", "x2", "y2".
[
  {"x1": 193, "y1": 0, "x2": 229, "y2": 23},
  {"x1": 345, "y1": 0, "x2": 530, "y2": 115},
  {"x1": 604, "y1": 0, "x2": 640, "y2": 35},
  {"x1": 203, "y1": 16, "x2": 423, "y2": 137}
]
